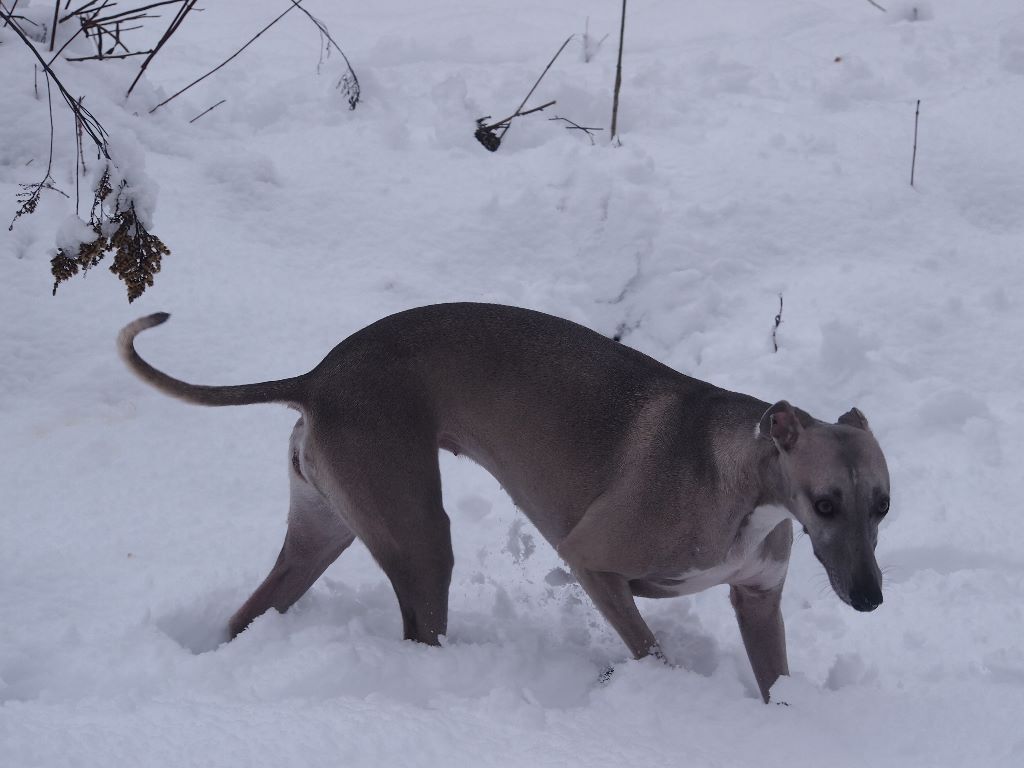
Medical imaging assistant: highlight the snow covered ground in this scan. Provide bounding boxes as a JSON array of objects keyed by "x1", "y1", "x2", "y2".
[{"x1": 3, "y1": 0, "x2": 1024, "y2": 765}]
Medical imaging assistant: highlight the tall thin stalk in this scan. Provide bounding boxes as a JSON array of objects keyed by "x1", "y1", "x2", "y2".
[
  {"x1": 610, "y1": 0, "x2": 627, "y2": 141},
  {"x1": 910, "y1": 99, "x2": 920, "y2": 187}
]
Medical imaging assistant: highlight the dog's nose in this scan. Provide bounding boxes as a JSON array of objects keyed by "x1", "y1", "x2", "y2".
[{"x1": 849, "y1": 586, "x2": 883, "y2": 612}]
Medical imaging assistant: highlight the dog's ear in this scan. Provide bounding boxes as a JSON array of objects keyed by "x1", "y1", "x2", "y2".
[
  {"x1": 837, "y1": 407, "x2": 871, "y2": 432},
  {"x1": 759, "y1": 400, "x2": 802, "y2": 451}
]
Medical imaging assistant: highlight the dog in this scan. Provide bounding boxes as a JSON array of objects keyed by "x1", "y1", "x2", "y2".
[{"x1": 118, "y1": 303, "x2": 890, "y2": 702}]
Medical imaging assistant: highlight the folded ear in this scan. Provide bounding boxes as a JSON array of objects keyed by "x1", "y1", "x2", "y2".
[
  {"x1": 837, "y1": 407, "x2": 871, "y2": 432},
  {"x1": 759, "y1": 400, "x2": 802, "y2": 451}
]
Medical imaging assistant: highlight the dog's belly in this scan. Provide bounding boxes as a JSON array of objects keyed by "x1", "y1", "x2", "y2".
[{"x1": 630, "y1": 505, "x2": 792, "y2": 598}]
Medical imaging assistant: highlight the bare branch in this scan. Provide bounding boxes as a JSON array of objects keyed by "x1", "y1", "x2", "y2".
[
  {"x1": 1, "y1": 0, "x2": 26, "y2": 28},
  {"x1": 499, "y1": 34, "x2": 573, "y2": 140},
  {"x1": 474, "y1": 35, "x2": 572, "y2": 152},
  {"x1": 772, "y1": 294, "x2": 784, "y2": 353},
  {"x1": 88, "y1": 1, "x2": 183, "y2": 26},
  {"x1": 610, "y1": 0, "x2": 627, "y2": 141},
  {"x1": 59, "y1": 2, "x2": 105, "y2": 25},
  {"x1": 483, "y1": 100, "x2": 557, "y2": 132},
  {"x1": 48, "y1": 0, "x2": 58, "y2": 51},
  {"x1": 66, "y1": 49, "x2": 152, "y2": 61},
  {"x1": 188, "y1": 98, "x2": 226, "y2": 124},
  {"x1": 548, "y1": 115, "x2": 604, "y2": 144},
  {"x1": 10, "y1": 75, "x2": 68, "y2": 230},
  {"x1": 148, "y1": 1, "x2": 301, "y2": 113},
  {"x1": 286, "y1": 0, "x2": 360, "y2": 109},
  {"x1": 910, "y1": 99, "x2": 920, "y2": 187},
  {"x1": 46, "y1": 15, "x2": 88, "y2": 65},
  {"x1": 125, "y1": 0, "x2": 198, "y2": 98},
  {"x1": 0, "y1": 6, "x2": 110, "y2": 155}
]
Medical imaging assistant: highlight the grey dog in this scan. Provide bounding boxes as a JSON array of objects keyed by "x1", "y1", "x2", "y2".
[{"x1": 119, "y1": 303, "x2": 890, "y2": 702}]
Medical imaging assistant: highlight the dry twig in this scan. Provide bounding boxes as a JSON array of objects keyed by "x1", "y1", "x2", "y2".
[
  {"x1": 501, "y1": 35, "x2": 572, "y2": 141},
  {"x1": 126, "y1": 0, "x2": 198, "y2": 97},
  {"x1": 910, "y1": 99, "x2": 920, "y2": 187},
  {"x1": 148, "y1": 2, "x2": 300, "y2": 113},
  {"x1": 772, "y1": 294, "x2": 784, "y2": 353},
  {"x1": 2, "y1": 7, "x2": 170, "y2": 302},
  {"x1": 548, "y1": 115, "x2": 603, "y2": 144},
  {"x1": 474, "y1": 35, "x2": 572, "y2": 151},
  {"x1": 10, "y1": 75, "x2": 68, "y2": 230},
  {"x1": 610, "y1": 0, "x2": 627, "y2": 141},
  {"x1": 286, "y1": 0, "x2": 360, "y2": 109},
  {"x1": 189, "y1": 98, "x2": 226, "y2": 124}
]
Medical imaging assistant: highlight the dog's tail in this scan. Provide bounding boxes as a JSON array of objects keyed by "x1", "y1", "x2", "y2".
[{"x1": 118, "y1": 313, "x2": 307, "y2": 408}]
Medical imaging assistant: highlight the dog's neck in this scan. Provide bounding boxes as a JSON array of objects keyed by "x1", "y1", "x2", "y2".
[{"x1": 709, "y1": 409, "x2": 792, "y2": 512}]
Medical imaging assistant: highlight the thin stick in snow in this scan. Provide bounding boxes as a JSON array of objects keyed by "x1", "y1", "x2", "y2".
[
  {"x1": 498, "y1": 34, "x2": 573, "y2": 140},
  {"x1": 482, "y1": 100, "x2": 557, "y2": 133},
  {"x1": 610, "y1": 0, "x2": 627, "y2": 142},
  {"x1": 286, "y1": 0, "x2": 360, "y2": 109},
  {"x1": 0, "y1": 6, "x2": 110, "y2": 153},
  {"x1": 474, "y1": 36, "x2": 572, "y2": 152},
  {"x1": 48, "y1": 0, "x2": 58, "y2": 52},
  {"x1": 548, "y1": 115, "x2": 604, "y2": 144},
  {"x1": 189, "y1": 98, "x2": 226, "y2": 124},
  {"x1": 148, "y1": 1, "x2": 297, "y2": 113},
  {"x1": 126, "y1": 0, "x2": 198, "y2": 98},
  {"x1": 910, "y1": 99, "x2": 920, "y2": 187},
  {"x1": 770, "y1": 294, "x2": 778, "y2": 354}
]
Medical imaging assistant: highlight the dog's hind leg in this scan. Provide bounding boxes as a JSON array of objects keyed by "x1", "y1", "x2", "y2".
[
  {"x1": 371, "y1": 499, "x2": 454, "y2": 646},
  {"x1": 227, "y1": 419, "x2": 355, "y2": 639},
  {"x1": 318, "y1": 423, "x2": 454, "y2": 646}
]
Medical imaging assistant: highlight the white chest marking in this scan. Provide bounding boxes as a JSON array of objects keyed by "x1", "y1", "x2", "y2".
[{"x1": 658, "y1": 505, "x2": 792, "y2": 595}]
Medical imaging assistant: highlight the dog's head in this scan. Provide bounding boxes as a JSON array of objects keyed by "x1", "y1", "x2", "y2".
[{"x1": 759, "y1": 401, "x2": 890, "y2": 612}]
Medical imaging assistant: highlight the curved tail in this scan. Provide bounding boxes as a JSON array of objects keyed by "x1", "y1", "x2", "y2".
[{"x1": 117, "y1": 313, "x2": 306, "y2": 408}]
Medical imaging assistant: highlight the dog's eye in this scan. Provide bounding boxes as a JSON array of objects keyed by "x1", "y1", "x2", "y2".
[
  {"x1": 814, "y1": 499, "x2": 835, "y2": 517},
  {"x1": 877, "y1": 498, "x2": 890, "y2": 518}
]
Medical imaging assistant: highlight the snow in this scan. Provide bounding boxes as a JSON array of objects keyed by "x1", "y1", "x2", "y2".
[{"x1": 3, "y1": 0, "x2": 1024, "y2": 765}]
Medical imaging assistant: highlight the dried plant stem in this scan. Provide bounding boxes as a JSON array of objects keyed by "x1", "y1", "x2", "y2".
[
  {"x1": 86, "y1": 0, "x2": 183, "y2": 25},
  {"x1": 67, "y1": 50, "x2": 152, "y2": 61},
  {"x1": 549, "y1": 115, "x2": 603, "y2": 133},
  {"x1": 910, "y1": 99, "x2": 920, "y2": 187},
  {"x1": 549, "y1": 115, "x2": 603, "y2": 144},
  {"x1": 0, "y1": 6, "x2": 110, "y2": 153},
  {"x1": 9, "y1": 75, "x2": 68, "y2": 230},
  {"x1": 47, "y1": 19, "x2": 88, "y2": 66},
  {"x1": 772, "y1": 294, "x2": 784, "y2": 353},
  {"x1": 125, "y1": 0, "x2": 198, "y2": 99},
  {"x1": 498, "y1": 35, "x2": 573, "y2": 140},
  {"x1": 1, "y1": 0, "x2": 23, "y2": 28},
  {"x1": 48, "y1": 0, "x2": 58, "y2": 51},
  {"x1": 148, "y1": 1, "x2": 300, "y2": 113},
  {"x1": 286, "y1": 0, "x2": 360, "y2": 108},
  {"x1": 59, "y1": 1, "x2": 104, "y2": 25},
  {"x1": 483, "y1": 100, "x2": 556, "y2": 132},
  {"x1": 40, "y1": 73, "x2": 56, "y2": 184},
  {"x1": 189, "y1": 98, "x2": 226, "y2": 124},
  {"x1": 610, "y1": 0, "x2": 627, "y2": 141}
]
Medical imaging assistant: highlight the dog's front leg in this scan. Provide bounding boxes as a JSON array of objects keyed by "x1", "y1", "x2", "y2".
[
  {"x1": 574, "y1": 568, "x2": 664, "y2": 660},
  {"x1": 730, "y1": 582, "x2": 789, "y2": 703}
]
